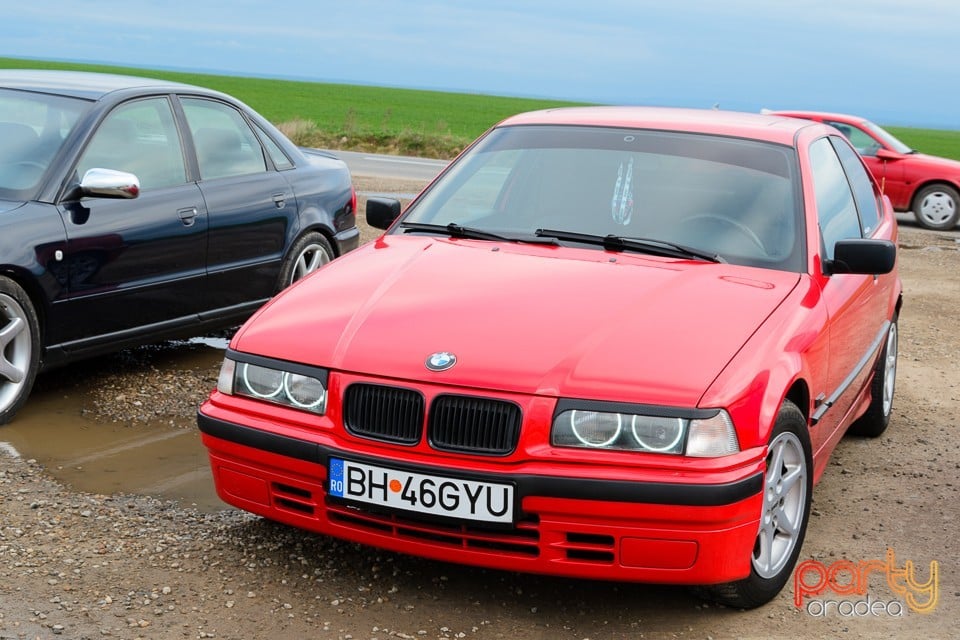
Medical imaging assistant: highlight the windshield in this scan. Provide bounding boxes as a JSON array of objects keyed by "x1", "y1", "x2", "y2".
[
  {"x1": 400, "y1": 125, "x2": 804, "y2": 271},
  {"x1": 863, "y1": 120, "x2": 913, "y2": 154},
  {"x1": 0, "y1": 88, "x2": 89, "y2": 200}
]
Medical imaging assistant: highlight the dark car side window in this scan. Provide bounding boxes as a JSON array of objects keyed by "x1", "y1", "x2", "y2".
[
  {"x1": 254, "y1": 122, "x2": 294, "y2": 170},
  {"x1": 810, "y1": 137, "x2": 862, "y2": 262},
  {"x1": 76, "y1": 97, "x2": 187, "y2": 190},
  {"x1": 830, "y1": 136, "x2": 881, "y2": 236},
  {"x1": 181, "y1": 98, "x2": 267, "y2": 180}
]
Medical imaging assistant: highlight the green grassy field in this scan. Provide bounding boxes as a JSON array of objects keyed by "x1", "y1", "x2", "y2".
[{"x1": 3, "y1": 57, "x2": 959, "y2": 161}]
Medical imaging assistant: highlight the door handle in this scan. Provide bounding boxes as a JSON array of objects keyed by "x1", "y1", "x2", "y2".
[
  {"x1": 272, "y1": 193, "x2": 286, "y2": 209},
  {"x1": 178, "y1": 207, "x2": 198, "y2": 226}
]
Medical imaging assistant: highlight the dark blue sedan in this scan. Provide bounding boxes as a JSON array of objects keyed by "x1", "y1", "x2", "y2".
[{"x1": 0, "y1": 70, "x2": 358, "y2": 422}]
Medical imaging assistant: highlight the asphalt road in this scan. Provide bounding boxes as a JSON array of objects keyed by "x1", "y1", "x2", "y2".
[{"x1": 328, "y1": 149, "x2": 448, "y2": 181}]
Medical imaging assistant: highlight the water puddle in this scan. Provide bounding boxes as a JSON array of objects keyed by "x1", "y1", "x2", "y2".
[{"x1": 0, "y1": 339, "x2": 230, "y2": 512}]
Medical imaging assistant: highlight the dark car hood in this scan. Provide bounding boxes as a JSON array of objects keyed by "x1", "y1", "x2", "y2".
[
  {"x1": 234, "y1": 236, "x2": 801, "y2": 406},
  {"x1": 0, "y1": 200, "x2": 27, "y2": 214}
]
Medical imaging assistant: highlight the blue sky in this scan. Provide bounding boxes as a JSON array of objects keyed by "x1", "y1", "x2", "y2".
[{"x1": 5, "y1": 0, "x2": 959, "y2": 128}]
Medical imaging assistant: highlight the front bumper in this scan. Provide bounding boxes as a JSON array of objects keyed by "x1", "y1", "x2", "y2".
[{"x1": 198, "y1": 410, "x2": 764, "y2": 585}]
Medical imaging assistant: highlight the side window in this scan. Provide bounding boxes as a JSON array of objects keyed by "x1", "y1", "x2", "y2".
[
  {"x1": 254, "y1": 122, "x2": 293, "y2": 170},
  {"x1": 830, "y1": 136, "x2": 881, "y2": 236},
  {"x1": 809, "y1": 137, "x2": 862, "y2": 262},
  {"x1": 77, "y1": 97, "x2": 187, "y2": 190},
  {"x1": 825, "y1": 120, "x2": 880, "y2": 156},
  {"x1": 181, "y1": 98, "x2": 267, "y2": 180}
]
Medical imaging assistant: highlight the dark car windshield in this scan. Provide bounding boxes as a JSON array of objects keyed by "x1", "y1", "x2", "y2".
[
  {"x1": 398, "y1": 125, "x2": 804, "y2": 271},
  {"x1": 0, "y1": 88, "x2": 89, "y2": 200}
]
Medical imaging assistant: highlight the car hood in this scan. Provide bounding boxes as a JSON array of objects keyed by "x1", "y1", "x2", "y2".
[
  {"x1": 234, "y1": 236, "x2": 800, "y2": 406},
  {"x1": 907, "y1": 151, "x2": 960, "y2": 174}
]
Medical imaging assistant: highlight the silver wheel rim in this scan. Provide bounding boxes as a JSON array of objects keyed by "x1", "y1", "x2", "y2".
[
  {"x1": 753, "y1": 431, "x2": 807, "y2": 579},
  {"x1": 918, "y1": 191, "x2": 956, "y2": 227},
  {"x1": 0, "y1": 293, "x2": 32, "y2": 412},
  {"x1": 289, "y1": 242, "x2": 331, "y2": 285},
  {"x1": 882, "y1": 323, "x2": 898, "y2": 416}
]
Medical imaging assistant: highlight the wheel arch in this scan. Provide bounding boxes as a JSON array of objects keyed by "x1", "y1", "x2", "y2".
[
  {"x1": 910, "y1": 179, "x2": 960, "y2": 209},
  {"x1": 0, "y1": 266, "x2": 49, "y2": 348}
]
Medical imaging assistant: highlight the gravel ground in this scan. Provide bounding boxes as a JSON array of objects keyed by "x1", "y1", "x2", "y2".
[{"x1": 0, "y1": 178, "x2": 958, "y2": 639}]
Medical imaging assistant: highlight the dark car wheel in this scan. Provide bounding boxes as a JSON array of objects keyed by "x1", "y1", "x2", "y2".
[
  {"x1": 912, "y1": 184, "x2": 960, "y2": 230},
  {"x1": 693, "y1": 400, "x2": 812, "y2": 609},
  {"x1": 848, "y1": 318, "x2": 898, "y2": 437},
  {"x1": 278, "y1": 232, "x2": 334, "y2": 291},
  {"x1": 0, "y1": 277, "x2": 41, "y2": 424}
]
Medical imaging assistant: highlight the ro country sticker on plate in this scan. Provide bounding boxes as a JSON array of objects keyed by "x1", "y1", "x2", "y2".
[{"x1": 328, "y1": 457, "x2": 514, "y2": 523}]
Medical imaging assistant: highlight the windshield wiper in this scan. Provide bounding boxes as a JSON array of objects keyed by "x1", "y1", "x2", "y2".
[
  {"x1": 535, "y1": 228, "x2": 724, "y2": 263},
  {"x1": 400, "y1": 221, "x2": 558, "y2": 244}
]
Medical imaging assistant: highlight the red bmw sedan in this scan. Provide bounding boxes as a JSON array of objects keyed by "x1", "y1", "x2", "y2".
[
  {"x1": 770, "y1": 109, "x2": 960, "y2": 230},
  {"x1": 198, "y1": 107, "x2": 902, "y2": 608}
]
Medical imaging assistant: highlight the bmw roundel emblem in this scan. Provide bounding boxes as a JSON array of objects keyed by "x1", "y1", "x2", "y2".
[{"x1": 426, "y1": 351, "x2": 457, "y2": 372}]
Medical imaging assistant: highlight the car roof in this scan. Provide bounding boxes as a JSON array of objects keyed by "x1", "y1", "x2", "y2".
[
  {"x1": 0, "y1": 69, "x2": 205, "y2": 100},
  {"x1": 766, "y1": 109, "x2": 868, "y2": 126},
  {"x1": 498, "y1": 106, "x2": 814, "y2": 146}
]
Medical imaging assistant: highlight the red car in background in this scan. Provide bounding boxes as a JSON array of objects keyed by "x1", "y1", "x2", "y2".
[
  {"x1": 770, "y1": 110, "x2": 960, "y2": 230},
  {"x1": 198, "y1": 107, "x2": 901, "y2": 609}
]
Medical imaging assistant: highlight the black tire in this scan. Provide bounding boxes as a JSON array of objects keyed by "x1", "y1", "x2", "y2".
[
  {"x1": 848, "y1": 318, "x2": 898, "y2": 437},
  {"x1": 0, "y1": 277, "x2": 41, "y2": 424},
  {"x1": 912, "y1": 183, "x2": 960, "y2": 230},
  {"x1": 277, "y1": 232, "x2": 334, "y2": 292},
  {"x1": 693, "y1": 400, "x2": 812, "y2": 609}
]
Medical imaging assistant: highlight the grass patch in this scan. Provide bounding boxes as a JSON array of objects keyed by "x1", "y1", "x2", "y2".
[
  {"x1": 0, "y1": 57, "x2": 584, "y2": 158},
  {"x1": 3, "y1": 57, "x2": 960, "y2": 160},
  {"x1": 885, "y1": 126, "x2": 960, "y2": 159}
]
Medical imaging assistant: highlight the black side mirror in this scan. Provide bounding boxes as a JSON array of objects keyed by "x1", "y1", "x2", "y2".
[
  {"x1": 366, "y1": 197, "x2": 402, "y2": 230},
  {"x1": 828, "y1": 239, "x2": 896, "y2": 275}
]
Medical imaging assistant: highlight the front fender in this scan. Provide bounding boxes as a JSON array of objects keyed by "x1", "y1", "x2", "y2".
[{"x1": 699, "y1": 276, "x2": 828, "y2": 450}]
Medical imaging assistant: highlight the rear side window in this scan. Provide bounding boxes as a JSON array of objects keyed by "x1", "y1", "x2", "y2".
[
  {"x1": 809, "y1": 137, "x2": 862, "y2": 261},
  {"x1": 830, "y1": 136, "x2": 881, "y2": 236},
  {"x1": 181, "y1": 98, "x2": 267, "y2": 180},
  {"x1": 254, "y1": 122, "x2": 293, "y2": 170}
]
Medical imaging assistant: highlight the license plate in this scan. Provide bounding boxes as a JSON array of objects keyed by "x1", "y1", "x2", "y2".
[{"x1": 328, "y1": 458, "x2": 514, "y2": 524}]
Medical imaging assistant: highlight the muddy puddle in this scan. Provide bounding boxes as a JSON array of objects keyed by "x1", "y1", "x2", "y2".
[{"x1": 0, "y1": 337, "x2": 231, "y2": 512}]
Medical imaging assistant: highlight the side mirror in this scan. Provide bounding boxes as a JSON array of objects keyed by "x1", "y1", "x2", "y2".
[
  {"x1": 366, "y1": 197, "x2": 402, "y2": 230},
  {"x1": 874, "y1": 148, "x2": 902, "y2": 161},
  {"x1": 77, "y1": 168, "x2": 140, "y2": 200},
  {"x1": 828, "y1": 239, "x2": 896, "y2": 275}
]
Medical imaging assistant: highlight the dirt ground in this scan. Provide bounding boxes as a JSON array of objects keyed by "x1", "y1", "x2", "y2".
[{"x1": 0, "y1": 176, "x2": 957, "y2": 639}]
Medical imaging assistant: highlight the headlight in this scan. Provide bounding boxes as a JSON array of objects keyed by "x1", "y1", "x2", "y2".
[
  {"x1": 551, "y1": 402, "x2": 739, "y2": 457},
  {"x1": 217, "y1": 356, "x2": 327, "y2": 414}
]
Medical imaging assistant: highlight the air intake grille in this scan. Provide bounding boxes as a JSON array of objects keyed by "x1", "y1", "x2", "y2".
[
  {"x1": 428, "y1": 395, "x2": 521, "y2": 455},
  {"x1": 344, "y1": 384, "x2": 424, "y2": 444}
]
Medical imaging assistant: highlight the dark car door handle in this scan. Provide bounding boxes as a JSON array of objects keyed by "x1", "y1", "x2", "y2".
[
  {"x1": 272, "y1": 193, "x2": 286, "y2": 209},
  {"x1": 178, "y1": 207, "x2": 198, "y2": 226}
]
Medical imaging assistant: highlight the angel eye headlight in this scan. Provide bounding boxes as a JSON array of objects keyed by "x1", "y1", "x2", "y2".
[
  {"x1": 568, "y1": 410, "x2": 622, "y2": 447},
  {"x1": 631, "y1": 415, "x2": 684, "y2": 452},
  {"x1": 218, "y1": 356, "x2": 328, "y2": 414},
  {"x1": 241, "y1": 363, "x2": 284, "y2": 399},
  {"x1": 283, "y1": 372, "x2": 327, "y2": 410},
  {"x1": 551, "y1": 402, "x2": 739, "y2": 457},
  {"x1": 551, "y1": 408, "x2": 684, "y2": 454}
]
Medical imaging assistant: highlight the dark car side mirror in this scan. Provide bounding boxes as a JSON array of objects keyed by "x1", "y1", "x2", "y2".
[
  {"x1": 63, "y1": 168, "x2": 141, "y2": 202},
  {"x1": 366, "y1": 197, "x2": 402, "y2": 230},
  {"x1": 828, "y1": 239, "x2": 897, "y2": 275}
]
